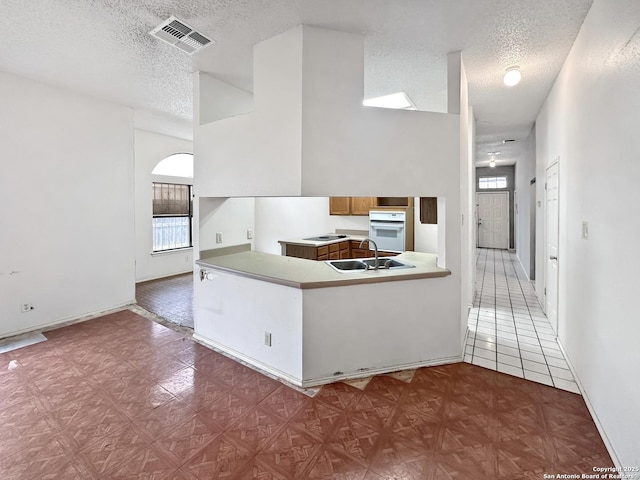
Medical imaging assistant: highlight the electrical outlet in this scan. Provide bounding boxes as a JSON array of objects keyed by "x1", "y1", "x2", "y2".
[
  {"x1": 216, "y1": 232, "x2": 223, "y2": 243},
  {"x1": 247, "y1": 229, "x2": 253, "y2": 240},
  {"x1": 264, "y1": 331, "x2": 272, "y2": 347},
  {"x1": 21, "y1": 303, "x2": 34, "y2": 313}
]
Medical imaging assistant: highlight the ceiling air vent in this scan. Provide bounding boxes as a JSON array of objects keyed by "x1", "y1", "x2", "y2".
[{"x1": 149, "y1": 16, "x2": 213, "y2": 55}]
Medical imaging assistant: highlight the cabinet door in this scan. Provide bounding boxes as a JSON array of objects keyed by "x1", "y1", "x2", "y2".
[
  {"x1": 286, "y1": 244, "x2": 316, "y2": 260},
  {"x1": 376, "y1": 197, "x2": 414, "y2": 208},
  {"x1": 317, "y1": 246, "x2": 329, "y2": 259},
  {"x1": 339, "y1": 241, "x2": 350, "y2": 259},
  {"x1": 350, "y1": 197, "x2": 377, "y2": 215},
  {"x1": 329, "y1": 197, "x2": 351, "y2": 215}
]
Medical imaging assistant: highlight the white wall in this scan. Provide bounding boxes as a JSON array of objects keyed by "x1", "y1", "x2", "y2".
[
  {"x1": 199, "y1": 197, "x2": 255, "y2": 254},
  {"x1": 303, "y1": 275, "x2": 462, "y2": 383},
  {"x1": 196, "y1": 73, "x2": 253, "y2": 126},
  {"x1": 535, "y1": 0, "x2": 640, "y2": 468},
  {"x1": 458, "y1": 56, "x2": 476, "y2": 326},
  {"x1": 0, "y1": 72, "x2": 135, "y2": 338},
  {"x1": 514, "y1": 127, "x2": 536, "y2": 279},
  {"x1": 195, "y1": 27, "x2": 303, "y2": 197},
  {"x1": 195, "y1": 270, "x2": 303, "y2": 383},
  {"x1": 134, "y1": 130, "x2": 193, "y2": 282}
]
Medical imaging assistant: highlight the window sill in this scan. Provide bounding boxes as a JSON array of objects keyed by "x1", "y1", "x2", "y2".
[{"x1": 151, "y1": 247, "x2": 193, "y2": 257}]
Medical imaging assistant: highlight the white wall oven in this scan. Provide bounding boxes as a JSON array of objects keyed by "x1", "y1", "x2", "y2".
[{"x1": 369, "y1": 210, "x2": 407, "y2": 252}]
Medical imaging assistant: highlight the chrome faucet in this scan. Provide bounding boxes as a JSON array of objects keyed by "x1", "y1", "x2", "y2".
[{"x1": 359, "y1": 238, "x2": 379, "y2": 270}]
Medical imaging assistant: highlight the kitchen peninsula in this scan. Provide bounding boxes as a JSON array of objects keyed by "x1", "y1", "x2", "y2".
[
  {"x1": 277, "y1": 232, "x2": 399, "y2": 261},
  {"x1": 194, "y1": 244, "x2": 460, "y2": 387}
]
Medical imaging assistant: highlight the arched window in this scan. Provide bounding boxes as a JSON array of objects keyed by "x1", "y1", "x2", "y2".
[
  {"x1": 152, "y1": 153, "x2": 193, "y2": 178},
  {"x1": 151, "y1": 153, "x2": 194, "y2": 252}
]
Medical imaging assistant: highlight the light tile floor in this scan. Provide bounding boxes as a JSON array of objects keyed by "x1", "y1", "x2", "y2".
[{"x1": 464, "y1": 248, "x2": 580, "y2": 394}]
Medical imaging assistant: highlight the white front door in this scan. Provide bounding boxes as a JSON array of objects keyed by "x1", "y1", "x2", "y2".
[
  {"x1": 545, "y1": 162, "x2": 559, "y2": 333},
  {"x1": 477, "y1": 192, "x2": 509, "y2": 249}
]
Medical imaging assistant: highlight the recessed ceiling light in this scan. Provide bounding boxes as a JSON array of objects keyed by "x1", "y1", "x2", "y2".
[
  {"x1": 363, "y1": 92, "x2": 417, "y2": 110},
  {"x1": 503, "y1": 66, "x2": 522, "y2": 87}
]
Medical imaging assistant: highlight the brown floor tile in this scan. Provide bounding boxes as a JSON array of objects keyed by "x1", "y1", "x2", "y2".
[
  {"x1": 153, "y1": 414, "x2": 219, "y2": 466},
  {"x1": 286, "y1": 398, "x2": 344, "y2": 442},
  {"x1": 224, "y1": 406, "x2": 286, "y2": 452},
  {"x1": 0, "y1": 434, "x2": 74, "y2": 479},
  {"x1": 325, "y1": 417, "x2": 381, "y2": 464},
  {"x1": 180, "y1": 433, "x2": 253, "y2": 479},
  {"x1": 133, "y1": 397, "x2": 197, "y2": 438},
  {"x1": 257, "y1": 384, "x2": 308, "y2": 421},
  {"x1": 136, "y1": 272, "x2": 194, "y2": 328},
  {"x1": 253, "y1": 424, "x2": 324, "y2": 478},
  {"x1": 305, "y1": 446, "x2": 369, "y2": 480},
  {"x1": 0, "y1": 311, "x2": 614, "y2": 479}
]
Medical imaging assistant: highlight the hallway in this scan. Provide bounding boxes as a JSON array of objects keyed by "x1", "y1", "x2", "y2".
[{"x1": 465, "y1": 248, "x2": 579, "y2": 393}]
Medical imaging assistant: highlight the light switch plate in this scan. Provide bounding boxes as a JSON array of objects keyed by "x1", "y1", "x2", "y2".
[
  {"x1": 582, "y1": 221, "x2": 589, "y2": 239},
  {"x1": 216, "y1": 232, "x2": 223, "y2": 243}
]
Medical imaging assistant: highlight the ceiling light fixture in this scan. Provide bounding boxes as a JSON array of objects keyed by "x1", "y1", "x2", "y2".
[
  {"x1": 503, "y1": 66, "x2": 522, "y2": 87},
  {"x1": 363, "y1": 92, "x2": 417, "y2": 110}
]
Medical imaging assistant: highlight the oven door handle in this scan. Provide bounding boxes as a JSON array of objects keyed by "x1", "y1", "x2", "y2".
[{"x1": 370, "y1": 222, "x2": 404, "y2": 230}]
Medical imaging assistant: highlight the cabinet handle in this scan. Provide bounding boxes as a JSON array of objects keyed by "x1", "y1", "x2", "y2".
[
  {"x1": 549, "y1": 256, "x2": 558, "y2": 260},
  {"x1": 199, "y1": 269, "x2": 207, "y2": 282}
]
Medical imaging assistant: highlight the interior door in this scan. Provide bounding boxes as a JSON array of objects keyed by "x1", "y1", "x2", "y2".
[
  {"x1": 477, "y1": 192, "x2": 509, "y2": 249},
  {"x1": 545, "y1": 162, "x2": 559, "y2": 333},
  {"x1": 530, "y1": 179, "x2": 536, "y2": 280}
]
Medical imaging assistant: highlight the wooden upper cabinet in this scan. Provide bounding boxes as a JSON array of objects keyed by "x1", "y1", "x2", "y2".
[
  {"x1": 329, "y1": 197, "x2": 351, "y2": 215},
  {"x1": 376, "y1": 197, "x2": 414, "y2": 208},
  {"x1": 330, "y1": 196, "x2": 413, "y2": 215},
  {"x1": 419, "y1": 197, "x2": 438, "y2": 224},
  {"x1": 350, "y1": 197, "x2": 377, "y2": 215}
]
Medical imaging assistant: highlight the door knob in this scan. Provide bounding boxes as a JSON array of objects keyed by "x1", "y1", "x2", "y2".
[{"x1": 549, "y1": 256, "x2": 557, "y2": 260}]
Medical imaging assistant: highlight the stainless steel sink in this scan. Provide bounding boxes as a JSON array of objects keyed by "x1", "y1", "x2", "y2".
[
  {"x1": 362, "y1": 258, "x2": 414, "y2": 270},
  {"x1": 325, "y1": 260, "x2": 367, "y2": 272},
  {"x1": 325, "y1": 258, "x2": 414, "y2": 273}
]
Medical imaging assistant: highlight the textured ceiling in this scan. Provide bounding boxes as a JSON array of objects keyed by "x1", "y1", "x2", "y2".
[{"x1": 0, "y1": 0, "x2": 594, "y2": 164}]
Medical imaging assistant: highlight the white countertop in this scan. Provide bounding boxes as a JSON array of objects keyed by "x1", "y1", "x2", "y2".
[{"x1": 196, "y1": 248, "x2": 451, "y2": 289}]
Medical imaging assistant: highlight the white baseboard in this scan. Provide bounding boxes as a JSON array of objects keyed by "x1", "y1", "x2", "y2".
[
  {"x1": 136, "y1": 269, "x2": 193, "y2": 284},
  {"x1": 1, "y1": 301, "x2": 136, "y2": 340},
  {"x1": 194, "y1": 333, "x2": 463, "y2": 389},
  {"x1": 556, "y1": 338, "x2": 623, "y2": 471},
  {"x1": 301, "y1": 355, "x2": 463, "y2": 388}
]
